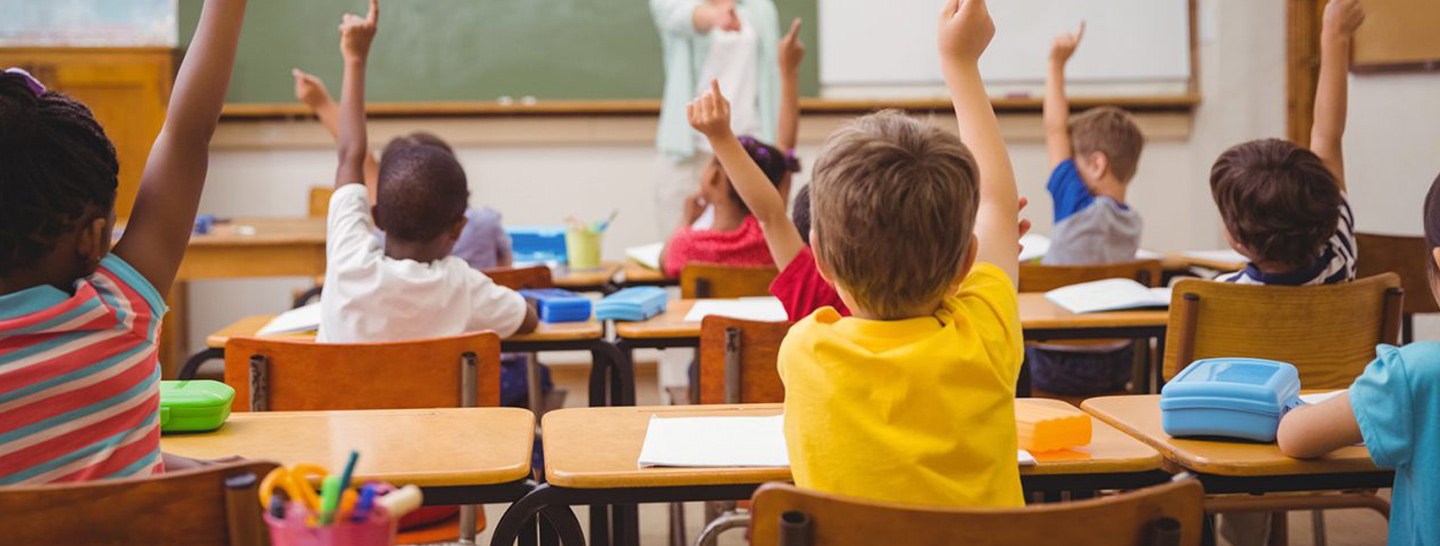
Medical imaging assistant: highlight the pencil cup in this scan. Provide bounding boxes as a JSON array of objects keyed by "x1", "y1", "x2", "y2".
[
  {"x1": 566, "y1": 228, "x2": 602, "y2": 270},
  {"x1": 266, "y1": 507, "x2": 396, "y2": 546}
]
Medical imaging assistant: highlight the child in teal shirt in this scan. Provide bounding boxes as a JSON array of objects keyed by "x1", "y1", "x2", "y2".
[{"x1": 1277, "y1": 171, "x2": 1440, "y2": 545}]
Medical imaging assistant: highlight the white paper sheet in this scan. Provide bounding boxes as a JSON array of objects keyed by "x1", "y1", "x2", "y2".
[
  {"x1": 1134, "y1": 249, "x2": 1164, "y2": 260},
  {"x1": 1045, "y1": 279, "x2": 1171, "y2": 314},
  {"x1": 257, "y1": 302, "x2": 322, "y2": 335},
  {"x1": 1299, "y1": 390, "x2": 1345, "y2": 405},
  {"x1": 1019, "y1": 234, "x2": 1052, "y2": 262},
  {"x1": 683, "y1": 297, "x2": 788, "y2": 323},
  {"x1": 626, "y1": 242, "x2": 665, "y2": 270},
  {"x1": 638, "y1": 415, "x2": 790, "y2": 467},
  {"x1": 637, "y1": 414, "x2": 1038, "y2": 468}
]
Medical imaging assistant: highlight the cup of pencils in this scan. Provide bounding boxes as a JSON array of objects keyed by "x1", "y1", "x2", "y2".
[
  {"x1": 260, "y1": 451, "x2": 423, "y2": 546},
  {"x1": 565, "y1": 211, "x2": 616, "y2": 270}
]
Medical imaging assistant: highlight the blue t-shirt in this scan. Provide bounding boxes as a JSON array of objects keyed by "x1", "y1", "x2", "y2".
[
  {"x1": 1350, "y1": 342, "x2": 1440, "y2": 545},
  {"x1": 1047, "y1": 159, "x2": 1095, "y2": 224}
]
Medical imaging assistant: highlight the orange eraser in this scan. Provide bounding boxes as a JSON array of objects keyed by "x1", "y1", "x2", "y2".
[{"x1": 1016, "y1": 403, "x2": 1093, "y2": 452}]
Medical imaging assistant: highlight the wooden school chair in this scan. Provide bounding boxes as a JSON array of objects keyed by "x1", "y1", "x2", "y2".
[
  {"x1": 681, "y1": 263, "x2": 781, "y2": 299},
  {"x1": 1356, "y1": 232, "x2": 1439, "y2": 343},
  {"x1": 749, "y1": 478, "x2": 1205, "y2": 546},
  {"x1": 0, "y1": 460, "x2": 280, "y2": 546},
  {"x1": 684, "y1": 316, "x2": 793, "y2": 546},
  {"x1": 1162, "y1": 273, "x2": 1403, "y2": 389},
  {"x1": 484, "y1": 264, "x2": 555, "y2": 291},
  {"x1": 1019, "y1": 259, "x2": 1164, "y2": 399},
  {"x1": 291, "y1": 186, "x2": 337, "y2": 308},
  {"x1": 222, "y1": 333, "x2": 502, "y2": 543}
]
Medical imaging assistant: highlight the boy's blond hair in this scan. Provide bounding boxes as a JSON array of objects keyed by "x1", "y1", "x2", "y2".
[
  {"x1": 1069, "y1": 106, "x2": 1144, "y2": 183},
  {"x1": 810, "y1": 111, "x2": 979, "y2": 319}
]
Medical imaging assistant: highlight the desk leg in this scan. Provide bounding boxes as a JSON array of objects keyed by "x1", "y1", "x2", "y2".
[
  {"x1": 490, "y1": 485, "x2": 585, "y2": 546},
  {"x1": 159, "y1": 281, "x2": 191, "y2": 379},
  {"x1": 590, "y1": 505, "x2": 612, "y2": 546}
]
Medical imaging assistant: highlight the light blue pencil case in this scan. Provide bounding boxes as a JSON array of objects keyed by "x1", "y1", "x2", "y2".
[
  {"x1": 595, "y1": 287, "x2": 668, "y2": 322},
  {"x1": 1160, "y1": 358, "x2": 1305, "y2": 442}
]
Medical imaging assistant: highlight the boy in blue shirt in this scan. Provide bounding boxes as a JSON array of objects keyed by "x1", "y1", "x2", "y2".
[
  {"x1": 1277, "y1": 170, "x2": 1440, "y2": 545},
  {"x1": 1029, "y1": 23, "x2": 1146, "y2": 396}
]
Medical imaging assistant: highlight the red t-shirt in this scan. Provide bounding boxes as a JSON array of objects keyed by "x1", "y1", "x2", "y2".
[
  {"x1": 769, "y1": 246, "x2": 850, "y2": 321},
  {"x1": 663, "y1": 216, "x2": 775, "y2": 278}
]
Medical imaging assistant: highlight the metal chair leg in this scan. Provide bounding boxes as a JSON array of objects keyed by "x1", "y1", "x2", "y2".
[
  {"x1": 668, "y1": 502, "x2": 688, "y2": 546},
  {"x1": 695, "y1": 512, "x2": 751, "y2": 546},
  {"x1": 460, "y1": 504, "x2": 478, "y2": 544},
  {"x1": 1311, "y1": 510, "x2": 1327, "y2": 546}
]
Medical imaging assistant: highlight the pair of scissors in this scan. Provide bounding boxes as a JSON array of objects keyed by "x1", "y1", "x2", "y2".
[{"x1": 260, "y1": 464, "x2": 328, "y2": 511}]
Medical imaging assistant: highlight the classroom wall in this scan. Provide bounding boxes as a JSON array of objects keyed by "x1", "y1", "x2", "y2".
[{"x1": 191, "y1": 0, "x2": 1440, "y2": 356}]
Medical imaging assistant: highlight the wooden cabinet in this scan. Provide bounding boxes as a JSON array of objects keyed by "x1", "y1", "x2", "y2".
[{"x1": 0, "y1": 48, "x2": 172, "y2": 219}]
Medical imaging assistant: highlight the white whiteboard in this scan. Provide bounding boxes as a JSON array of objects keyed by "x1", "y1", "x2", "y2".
[{"x1": 819, "y1": 0, "x2": 1191, "y2": 99}]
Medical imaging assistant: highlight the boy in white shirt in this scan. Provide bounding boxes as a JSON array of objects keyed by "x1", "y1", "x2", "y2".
[{"x1": 318, "y1": 0, "x2": 537, "y2": 343}]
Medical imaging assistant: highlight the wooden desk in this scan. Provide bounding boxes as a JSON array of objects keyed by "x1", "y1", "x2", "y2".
[
  {"x1": 619, "y1": 260, "x2": 677, "y2": 288},
  {"x1": 161, "y1": 217, "x2": 328, "y2": 379},
  {"x1": 490, "y1": 400, "x2": 1168, "y2": 546},
  {"x1": 553, "y1": 262, "x2": 622, "y2": 293},
  {"x1": 188, "y1": 314, "x2": 631, "y2": 407},
  {"x1": 1081, "y1": 395, "x2": 1391, "y2": 494}
]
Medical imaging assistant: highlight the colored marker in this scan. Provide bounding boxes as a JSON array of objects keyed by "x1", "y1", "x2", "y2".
[
  {"x1": 318, "y1": 475, "x2": 343, "y2": 525},
  {"x1": 338, "y1": 450, "x2": 360, "y2": 490},
  {"x1": 269, "y1": 492, "x2": 287, "y2": 519},
  {"x1": 351, "y1": 483, "x2": 378, "y2": 522}
]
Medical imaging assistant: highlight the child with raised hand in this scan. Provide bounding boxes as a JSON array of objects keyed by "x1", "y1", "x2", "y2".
[
  {"x1": 1276, "y1": 171, "x2": 1440, "y2": 545},
  {"x1": 1210, "y1": 0, "x2": 1362, "y2": 288},
  {"x1": 0, "y1": 0, "x2": 249, "y2": 484},
  {"x1": 659, "y1": 19, "x2": 806, "y2": 279},
  {"x1": 1028, "y1": 22, "x2": 1148, "y2": 397},
  {"x1": 319, "y1": 0, "x2": 537, "y2": 344},
  {"x1": 291, "y1": 70, "x2": 513, "y2": 270},
  {"x1": 765, "y1": 0, "x2": 1025, "y2": 506}
]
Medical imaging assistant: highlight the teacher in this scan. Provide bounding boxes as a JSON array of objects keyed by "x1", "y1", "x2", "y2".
[{"x1": 650, "y1": 0, "x2": 783, "y2": 235}]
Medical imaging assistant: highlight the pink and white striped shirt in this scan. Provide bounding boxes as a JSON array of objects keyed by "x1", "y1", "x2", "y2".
[{"x1": 0, "y1": 254, "x2": 167, "y2": 485}]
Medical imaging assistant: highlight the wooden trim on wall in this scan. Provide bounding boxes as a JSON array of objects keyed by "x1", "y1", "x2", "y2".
[
  {"x1": 1287, "y1": 0, "x2": 1324, "y2": 146},
  {"x1": 217, "y1": 94, "x2": 1201, "y2": 120}
]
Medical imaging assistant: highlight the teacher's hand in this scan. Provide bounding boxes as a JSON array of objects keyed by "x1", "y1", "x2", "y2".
[{"x1": 698, "y1": 0, "x2": 741, "y2": 32}]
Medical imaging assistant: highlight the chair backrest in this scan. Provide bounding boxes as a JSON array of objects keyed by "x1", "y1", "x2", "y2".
[
  {"x1": 697, "y1": 316, "x2": 792, "y2": 404},
  {"x1": 681, "y1": 263, "x2": 780, "y2": 299},
  {"x1": 1018, "y1": 259, "x2": 1163, "y2": 293},
  {"x1": 223, "y1": 332, "x2": 502, "y2": 411},
  {"x1": 1356, "y1": 232, "x2": 1439, "y2": 315},
  {"x1": 0, "y1": 460, "x2": 280, "y2": 546},
  {"x1": 483, "y1": 265, "x2": 555, "y2": 290},
  {"x1": 1163, "y1": 273, "x2": 1404, "y2": 388},
  {"x1": 750, "y1": 479, "x2": 1204, "y2": 546},
  {"x1": 308, "y1": 186, "x2": 334, "y2": 219}
]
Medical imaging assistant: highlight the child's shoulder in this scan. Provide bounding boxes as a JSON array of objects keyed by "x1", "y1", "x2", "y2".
[{"x1": 1378, "y1": 342, "x2": 1440, "y2": 384}]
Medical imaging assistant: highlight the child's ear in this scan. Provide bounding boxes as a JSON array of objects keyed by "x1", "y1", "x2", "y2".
[
  {"x1": 449, "y1": 214, "x2": 469, "y2": 240},
  {"x1": 950, "y1": 235, "x2": 979, "y2": 293},
  {"x1": 1088, "y1": 151, "x2": 1110, "y2": 179},
  {"x1": 811, "y1": 234, "x2": 835, "y2": 285},
  {"x1": 75, "y1": 216, "x2": 109, "y2": 274}
]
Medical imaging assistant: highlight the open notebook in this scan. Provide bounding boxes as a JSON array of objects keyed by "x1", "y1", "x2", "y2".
[
  {"x1": 1018, "y1": 234, "x2": 1162, "y2": 263},
  {"x1": 637, "y1": 415, "x2": 1036, "y2": 468},
  {"x1": 625, "y1": 242, "x2": 664, "y2": 270},
  {"x1": 1045, "y1": 278, "x2": 1172, "y2": 314},
  {"x1": 257, "y1": 302, "x2": 322, "y2": 336},
  {"x1": 683, "y1": 297, "x2": 788, "y2": 323}
]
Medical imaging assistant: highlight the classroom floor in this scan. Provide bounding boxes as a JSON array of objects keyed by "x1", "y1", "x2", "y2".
[{"x1": 455, "y1": 358, "x2": 1392, "y2": 546}]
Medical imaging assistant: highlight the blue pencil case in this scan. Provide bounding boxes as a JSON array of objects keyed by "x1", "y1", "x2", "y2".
[
  {"x1": 520, "y1": 288, "x2": 593, "y2": 323},
  {"x1": 595, "y1": 287, "x2": 668, "y2": 322},
  {"x1": 1160, "y1": 358, "x2": 1305, "y2": 442},
  {"x1": 507, "y1": 226, "x2": 568, "y2": 265}
]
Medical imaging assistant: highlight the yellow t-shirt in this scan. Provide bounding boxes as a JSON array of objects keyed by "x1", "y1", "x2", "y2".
[{"x1": 777, "y1": 263, "x2": 1025, "y2": 507}]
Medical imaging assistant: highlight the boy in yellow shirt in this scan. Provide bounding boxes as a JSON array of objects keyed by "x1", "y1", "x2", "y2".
[{"x1": 705, "y1": 0, "x2": 1024, "y2": 506}]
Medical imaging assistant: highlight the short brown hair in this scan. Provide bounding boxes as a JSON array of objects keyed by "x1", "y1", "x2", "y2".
[
  {"x1": 810, "y1": 111, "x2": 979, "y2": 319},
  {"x1": 1210, "y1": 139, "x2": 1341, "y2": 269},
  {"x1": 1070, "y1": 106, "x2": 1144, "y2": 182}
]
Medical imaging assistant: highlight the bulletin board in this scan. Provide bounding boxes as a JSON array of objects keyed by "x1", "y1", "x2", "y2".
[{"x1": 1353, "y1": 0, "x2": 1440, "y2": 72}]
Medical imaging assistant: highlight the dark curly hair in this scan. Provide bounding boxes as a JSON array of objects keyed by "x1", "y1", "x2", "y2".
[
  {"x1": 1210, "y1": 139, "x2": 1341, "y2": 269},
  {"x1": 0, "y1": 71, "x2": 120, "y2": 277},
  {"x1": 721, "y1": 136, "x2": 797, "y2": 216},
  {"x1": 375, "y1": 138, "x2": 469, "y2": 243},
  {"x1": 792, "y1": 183, "x2": 812, "y2": 245}
]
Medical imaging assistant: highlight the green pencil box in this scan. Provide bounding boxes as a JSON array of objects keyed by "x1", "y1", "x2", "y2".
[{"x1": 159, "y1": 380, "x2": 235, "y2": 433}]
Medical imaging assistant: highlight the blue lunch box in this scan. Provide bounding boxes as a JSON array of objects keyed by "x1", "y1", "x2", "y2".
[
  {"x1": 520, "y1": 288, "x2": 593, "y2": 323},
  {"x1": 1160, "y1": 358, "x2": 1305, "y2": 442}
]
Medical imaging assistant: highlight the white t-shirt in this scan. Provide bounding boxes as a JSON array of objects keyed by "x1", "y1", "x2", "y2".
[
  {"x1": 695, "y1": 16, "x2": 760, "y2": 153},
  {"x1": 317, "y1": 184, "x2": 528, "y2": 343}
]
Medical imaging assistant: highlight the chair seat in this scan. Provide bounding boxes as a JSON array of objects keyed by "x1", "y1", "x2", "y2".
[{"x1": 396, "y1": 509, "x2": 486, "y2": 545}]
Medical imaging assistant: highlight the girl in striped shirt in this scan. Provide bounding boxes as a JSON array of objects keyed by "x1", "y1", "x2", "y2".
[{"x1": 0, "y1": 0, "x2": 250, "y2": 485}]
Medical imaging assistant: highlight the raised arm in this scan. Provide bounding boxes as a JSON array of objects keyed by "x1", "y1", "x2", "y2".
[
  {"x1": 776, "y1": 18, "x2": 804, "y2": 154},
  {"x1": 1310, "y1": 0, "x2": 1364, "y2": 192},
  {"x1": 294, "y1": 69, "x2": 379, "y2": 200},
  {"x1": 112, "y1": 0, "x2": 249, "y2": 296},
  {"x1": 334, "y1": 0, "x2": 379, "y2": 190},
  {"x1": 938, "y1": 0, "x2": 1019, "y2": 284},
  {"x1": 691, "y1": 80, "x2": 806, "y2": 269},
  {"x1": 1044, "y1": 22, "x2": 1083, "y2": 169}
]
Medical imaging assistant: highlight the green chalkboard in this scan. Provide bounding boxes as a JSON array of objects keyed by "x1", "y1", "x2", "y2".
[{"x1": 179, "y1": 0, "x2": 819, "y2": 105}]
